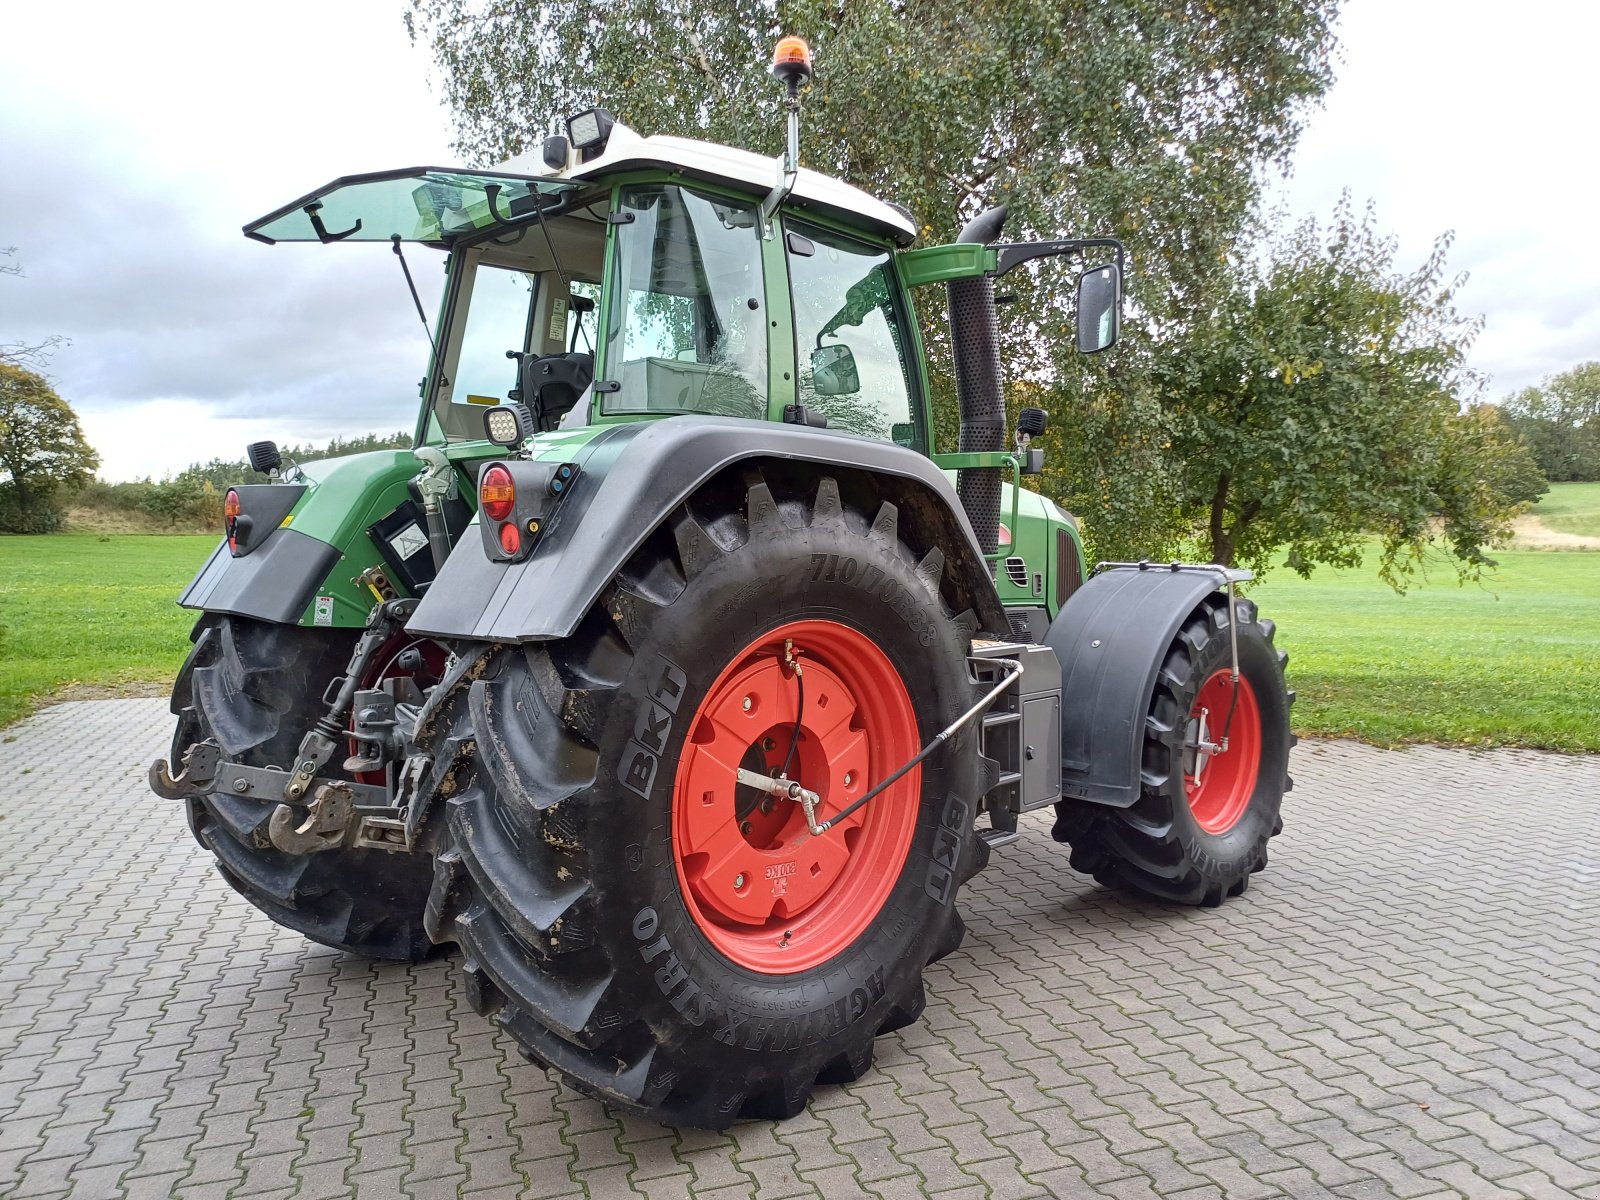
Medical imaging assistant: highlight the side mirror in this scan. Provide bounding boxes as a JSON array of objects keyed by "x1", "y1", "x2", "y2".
[
  {"x1": 810, "y1": 343, "x2": 860, "y2": 396},
  {"x1": 1076, "y1": 264, "x2": 1120, "y2": 354}
]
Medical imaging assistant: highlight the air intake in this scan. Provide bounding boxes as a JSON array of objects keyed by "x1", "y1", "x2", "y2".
[{"x1": 947, "y1": 205, "x2": 1008, "y2": 555}]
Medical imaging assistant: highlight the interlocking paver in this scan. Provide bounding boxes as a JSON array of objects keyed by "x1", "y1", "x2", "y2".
[{"x1": 2, "y1": 701, "x2": 1599, "y2": 1198}]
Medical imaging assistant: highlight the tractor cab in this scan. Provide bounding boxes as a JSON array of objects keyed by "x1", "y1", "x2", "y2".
[{"x1": 243, "y1": 118, "x2": 930, "y2": 453}]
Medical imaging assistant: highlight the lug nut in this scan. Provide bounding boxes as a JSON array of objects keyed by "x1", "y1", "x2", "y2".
[
  {"x1": 843, "y1": 772, "x2": 854, "y2": 787},
  {"x1": 734, "y1": 873, "x2": 746, "y2": 889},
  {"x1": 741, "y1": 697, "x2": 753, "y2": 712}
]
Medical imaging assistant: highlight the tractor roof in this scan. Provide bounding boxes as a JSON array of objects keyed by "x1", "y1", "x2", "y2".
[
  {"x1": 244, "y1": 122, "x2": 917, "y2": 249},
  {"x1": 518, "y1": 122, "x2": 918, "y2": 247}
]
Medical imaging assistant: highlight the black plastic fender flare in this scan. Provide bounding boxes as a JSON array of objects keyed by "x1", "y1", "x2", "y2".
[
  {"x1": 1044, "y1": 565, "x2": 1232, "y2": 808},
  {"x1": 406, "y1": 415, "x2": 1009, "y2": 643}
]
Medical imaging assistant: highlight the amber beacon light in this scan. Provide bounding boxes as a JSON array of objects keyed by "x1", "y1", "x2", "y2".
[{"x1": 771, "y1": 35, "x2": 813, "y2": 86}]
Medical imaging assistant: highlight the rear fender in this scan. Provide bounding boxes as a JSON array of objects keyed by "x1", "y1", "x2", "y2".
[
  {"x1": 1044, "y1": 565, "x2": 1232, "y2": 808},
  {"x1": 406, "y1": 416, "x2": 1009, "y2": 642},
  {"x1": 179, "y1": 449, "x2": 446, "y2": 628}
]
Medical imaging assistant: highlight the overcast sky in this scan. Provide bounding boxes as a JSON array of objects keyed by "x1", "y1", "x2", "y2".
[{"x1": 2, "y1": 1, "x2": 1596, "y2": 480}]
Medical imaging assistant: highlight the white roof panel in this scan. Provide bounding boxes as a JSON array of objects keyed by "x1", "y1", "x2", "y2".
[{"x1": 496, "y1": 123, "x2": 917, "y2": 246}]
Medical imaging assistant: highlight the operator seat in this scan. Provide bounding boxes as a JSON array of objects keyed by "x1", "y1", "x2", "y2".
[{"x1": 521, "y1": 351, "x2": 595, "y2": 431}]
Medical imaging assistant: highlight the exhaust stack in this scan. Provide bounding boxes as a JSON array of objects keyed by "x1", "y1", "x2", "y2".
[{"x1": 947, "y1": 205, "x2": 1009, "y2": 555}]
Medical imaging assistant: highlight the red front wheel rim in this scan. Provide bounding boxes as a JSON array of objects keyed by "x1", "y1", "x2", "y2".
[
  {"x1": 1183, "y1": 669, "x2": 1262, "y2": 835},
  {"x1": 671, "y1": 619, "x2": 921, "y2": 974}
]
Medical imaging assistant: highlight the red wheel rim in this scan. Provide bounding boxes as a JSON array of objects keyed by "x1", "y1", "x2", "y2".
[
  {"x1": 671, "y1": 619, "x2": 921, "y2": 974},
  {"x1": 1184, "y1": 669, "x2": 1262, "y2": 835}
]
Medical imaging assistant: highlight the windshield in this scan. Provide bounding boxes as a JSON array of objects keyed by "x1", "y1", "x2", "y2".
[
  {"x1": 244, "y1": 168, "x2": 580, "y2": 244},
  {"x1": 602, "y1": 184, "x2": 768, "y2": 418}
]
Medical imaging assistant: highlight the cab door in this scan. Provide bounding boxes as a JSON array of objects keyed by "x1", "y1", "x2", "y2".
[{"x1": 780, "y1": 218, "x2": 929, "y2": 452}]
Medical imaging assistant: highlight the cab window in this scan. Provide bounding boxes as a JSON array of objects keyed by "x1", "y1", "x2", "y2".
[
  {"x1": 446, "y1": 263, "x2": 535, "y2": 407},
  {"x1": 603, "y1": 185, "x2": 767, "y2": 418},
  {"x1": 786, "y1": 221, "x2": 920, "y2": 447}
]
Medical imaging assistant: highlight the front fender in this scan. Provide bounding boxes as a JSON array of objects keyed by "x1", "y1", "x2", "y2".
[
  {"x1": 1044, "y1": 564, "x2": 1233, "y2": 808},
  {"x1": 406, "y1": 416, "x2": 1009, "y2": 643}
]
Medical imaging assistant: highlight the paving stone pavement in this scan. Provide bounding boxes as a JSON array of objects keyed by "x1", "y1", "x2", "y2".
[{"x1": 1, "y1": 698, "x2": 1598, "y2": 1199}]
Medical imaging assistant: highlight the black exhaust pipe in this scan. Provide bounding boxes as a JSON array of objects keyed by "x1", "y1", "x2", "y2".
[{"x1": 947, "y1": 205, "x2": 1009, "y2": 555}]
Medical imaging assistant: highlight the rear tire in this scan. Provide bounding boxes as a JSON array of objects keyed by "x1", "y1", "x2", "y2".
[
  {"x1": 420, "y1": 469, "x2": 990, "y2": 1128},
  {"x1": 174, "y1": 614, "x2": 436, "y2": 960},
  {"x1": 1052, "y1": 595, "x2": 1293, "y2": 906}
]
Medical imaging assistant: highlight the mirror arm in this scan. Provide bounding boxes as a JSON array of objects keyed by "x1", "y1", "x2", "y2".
[{"x1": 994, "y1": 238, "x2": 1125, "y2": 278}]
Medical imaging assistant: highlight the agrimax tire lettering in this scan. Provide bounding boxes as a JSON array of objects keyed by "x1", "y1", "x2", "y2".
[
  {"x1": 618, "y1": 658, "x2": 689, "y2": 799},
  {"x1": 809, "y1": 554, "x2": 936, "y2": 646},
  {"x1": 631, "y1": 907, "x2": 886, "y2": 1046}
]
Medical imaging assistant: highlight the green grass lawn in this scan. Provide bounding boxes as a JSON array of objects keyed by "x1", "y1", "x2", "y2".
[
  {"x1": 1533, "y1": 480, "x2": 1600, "y2": 537},
  {"x1": 1, "y1": 530, "x2": 1596, "y2": 754},
  {"x1": 0, "y1": 534, "x2": 216, "y2": 727},
  {"x1": 1251, "y1": 548, "x2": 1600, "y2": 752}
]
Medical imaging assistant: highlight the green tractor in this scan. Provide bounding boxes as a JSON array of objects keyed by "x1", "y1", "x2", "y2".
[{"x1": 152, "y1": 39, "x2": 1292, "y2": 1129}]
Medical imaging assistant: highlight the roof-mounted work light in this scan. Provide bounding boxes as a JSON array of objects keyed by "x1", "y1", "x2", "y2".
[{"x1": 565, "y1": 107, "x2": 615, "y2": 161}]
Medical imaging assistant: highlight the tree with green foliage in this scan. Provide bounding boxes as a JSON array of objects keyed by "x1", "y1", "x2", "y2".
[
  {"x1": 1157, "y1": 201, "x2": 1544, "y2": 585},
  {"x1": 408, "y1": 0, "x2": 1341, "y2": 557},
  {"x1": 1500, "y1": 362, "x2": 1600, "y2": 482},
  {"x1": 0, "y1": 365, "x2": 100, "y2": 533}
]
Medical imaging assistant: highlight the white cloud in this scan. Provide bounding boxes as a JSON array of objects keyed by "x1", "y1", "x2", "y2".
[{"x1": 1272, "y1": 0, "x2": 1600, "y2": 396}]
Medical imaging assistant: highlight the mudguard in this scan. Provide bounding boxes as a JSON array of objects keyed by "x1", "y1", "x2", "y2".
[
  {"x1": 1044, "y1": 564, "x2": 1231, "y2": 808},
  {"x1": 179, "y1": 530, "x2": 343, "y2": 626},
  {"x1": 175, "y1": 449, "x2": 449, "y2": 629},
  {"x1": 406, "y1": 415, "x2": 1009, "y2": 642}
]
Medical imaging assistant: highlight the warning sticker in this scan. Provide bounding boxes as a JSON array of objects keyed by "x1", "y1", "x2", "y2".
[
  {"x1": 390, "y1": 521, "x2": 428, "y2": 561},
  {"x1": 314, "y1": 595, "x2": 334, "y2": 627}
]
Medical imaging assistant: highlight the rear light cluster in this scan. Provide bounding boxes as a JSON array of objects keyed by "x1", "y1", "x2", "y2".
[{"x1": 476, "y1": 460, "x2": 580, "y2": 563}]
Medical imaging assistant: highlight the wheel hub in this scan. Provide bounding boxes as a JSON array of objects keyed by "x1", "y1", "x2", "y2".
[
  {"x1": 1182, "y1": 669, "x2": 1262, "y2": 835},
  {"x1": 672, "y1": 619, "x2": 920, "y2": 973}
]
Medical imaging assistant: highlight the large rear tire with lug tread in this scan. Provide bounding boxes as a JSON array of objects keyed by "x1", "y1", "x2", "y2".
[
  {"x1": 1052, "y1": 595, "x2": 1293, "y2": 906},
  {"x1": 420, "y1": 468, "x2": 990, "y2": 1128},
  {"x1": 174, "y1": 614, "x2": 436, "y2": 960}
]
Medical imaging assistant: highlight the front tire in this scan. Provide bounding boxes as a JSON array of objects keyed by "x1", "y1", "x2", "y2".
[
  {"x1": 1052, "y1": 595, "x2": 1293, "y2": 906},
  {"x1": 174, "y1": 615, "x2": 436, "y2": 960},
  {"x1": 422, "y1": 469, "x2": 990, "y2": 1128}
]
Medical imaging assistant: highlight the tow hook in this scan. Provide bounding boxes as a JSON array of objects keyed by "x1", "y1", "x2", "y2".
[
  {"x1": 267, "y1": 783, "x2": 355, "y2": 854},
  {"x1": 149, "y1": 738, "x2": 222, "y2": 800}
]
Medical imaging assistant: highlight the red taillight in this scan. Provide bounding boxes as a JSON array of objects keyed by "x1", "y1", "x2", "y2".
[
  {"x1": 498, "y1": 520, "x2": 521, "y2": 556},
  {"x1": 480, "y1": 465, "x2": 515, "y2": 522},
  {"x1": 225, "y1": 488, "x2": 241, "y2": 552}
]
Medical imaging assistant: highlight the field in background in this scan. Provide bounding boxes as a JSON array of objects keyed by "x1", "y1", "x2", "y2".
[
  {"x1": 1530, "y1": 480, "x2": 1600, "y2": 537},
  {"x1": 1, "y1": 499, "x2": 1597, "y2": 752},
  {"x1": 0, "y1": 534, "x2": 216, "y2": 727},
  {"x1": 1252, "y1": 547, "x2": 1599, "y2": 752}
]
